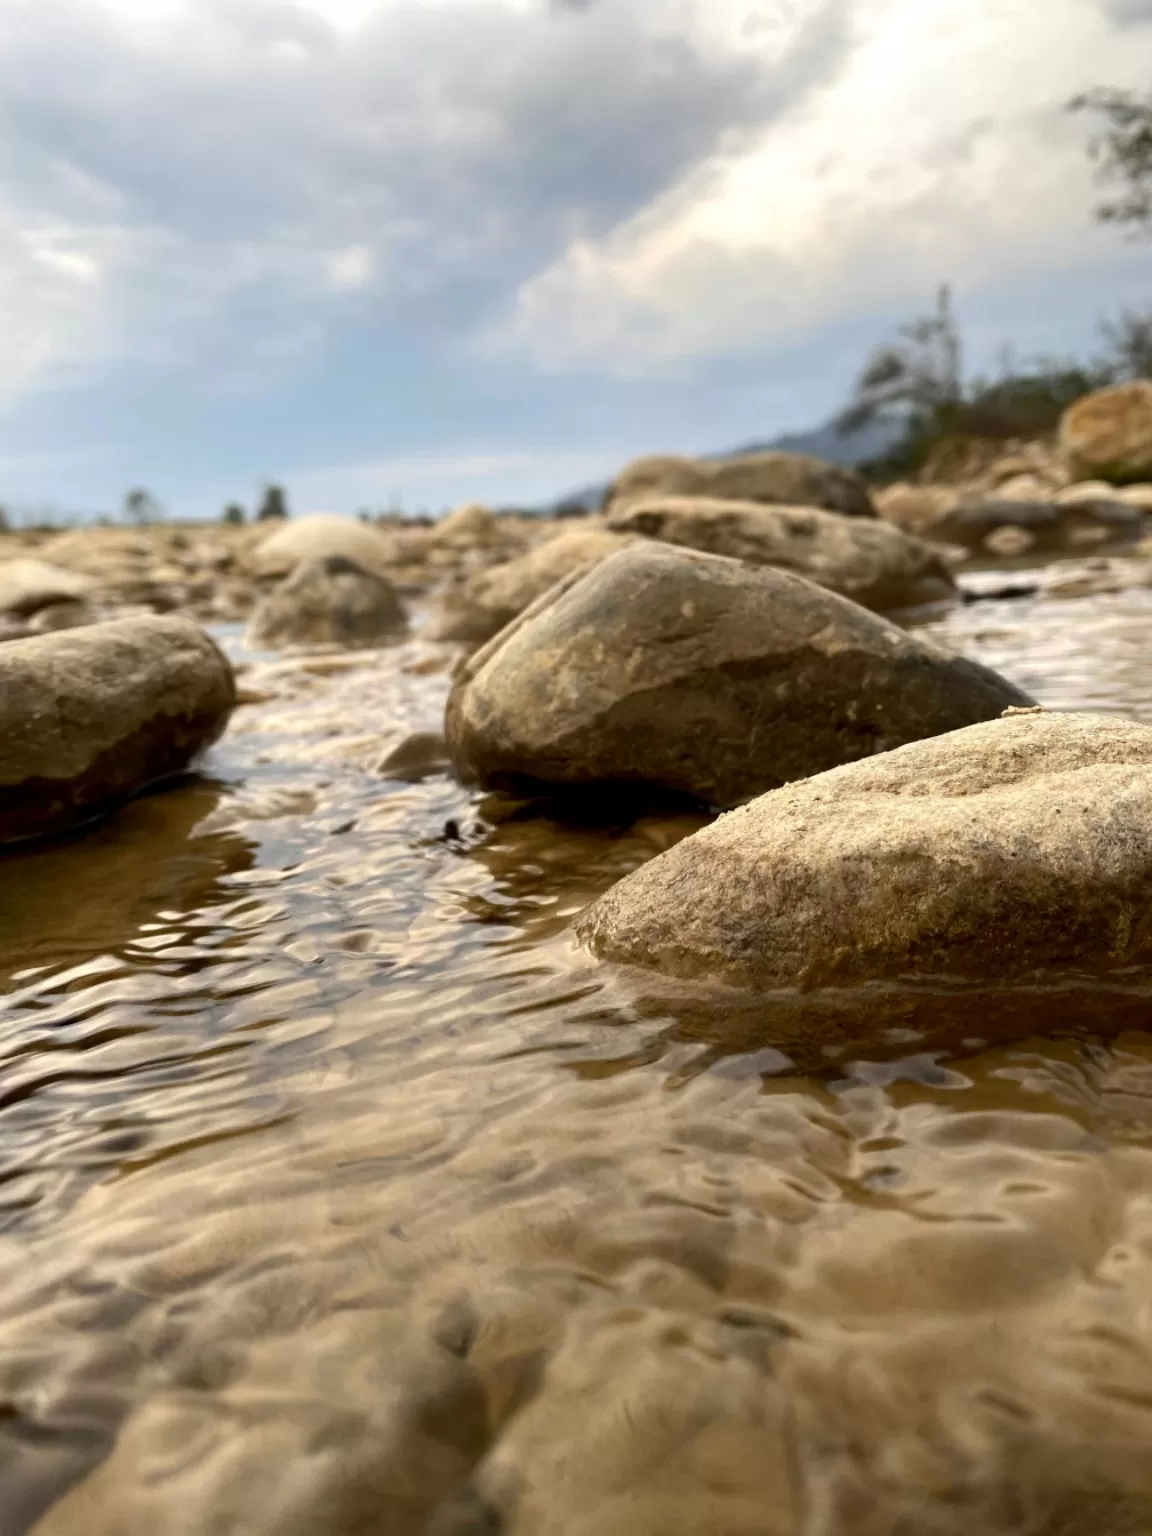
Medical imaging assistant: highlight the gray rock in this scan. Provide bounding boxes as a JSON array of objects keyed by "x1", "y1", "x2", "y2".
[
  {"x1": 246, "y1": 556, "x2": 408, "y2": 651},
  {"x1": 604, "y1": 450, "x2": 876, "y2": 518},
  {"x1": 445, "y1": 543, "x2": 1030, "y2": 808},
  {"x1": 0, "y1": 615, "x2": 235, "y2": 844},
  {"x1": 606, "y1": 497, "x2": 954, "y2": 612},
  {"x1": 576, "y1": 710, "x2": 1152, "y2": 991}
]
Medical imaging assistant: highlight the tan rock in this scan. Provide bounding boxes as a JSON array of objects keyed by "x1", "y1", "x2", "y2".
[
  {"x1": 246, "y1": 556, "x2": 408, "y2": 651},
  {"x1": 604, "y1": 451, "x2": 876, "y2": 518},
  {"x1": 873, "y1": 482, "x2": 959, "y2": 534},
  {"x1": 0, "y1": 616, "x2": 235, "y2": 844},
  {"x1": 605, "y1": 496, "x2": 955, "y2": 612},
  {"x1": 0, "y1": 558, "x2": 92, "y2": 618},
  {"x1": 424, "y1": 527, "x2": 635, "y2": 644},
  {"x1": 576, "y1": 711, "x2": 1152, "y2": 990},
  {"x1": 252, "y1": 515, "x2": 399, "y2": 580},
  {"x1": 1060, "y1": 381, "x2": 1152, "y2": 483},
  {"x1": 446, "y1": 542, "x2": 1030, "y2": 809}
]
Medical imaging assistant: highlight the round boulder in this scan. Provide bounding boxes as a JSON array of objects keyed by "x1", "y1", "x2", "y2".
[
  {"x1": 246, "y1": 555, "x2": 408, "y2": 651},
  {"x1": 605, "y1": 496, "x2": 954, "y2": 612},
  {"x1": 0, "y1": 615, "x2": 235, "y2": 844},
  {"x1": 251, "y1": 514, "x2": 399, "y2": 580},
  {"x1": 445, "y1": 542, "x2": 1031, "y2": 808},
  {"x1": 1060, "y1": 380, "x2": 1152, "y2": 484},
  {"x1": 604, "y1": 451, "x2": 876, "y2": 518},
  {"x1": 0, "y1": 558, "x2": 93, "y2": 619},
  {"x1": 576, "y1": 710, "x2": 1152, "y2": 991}
]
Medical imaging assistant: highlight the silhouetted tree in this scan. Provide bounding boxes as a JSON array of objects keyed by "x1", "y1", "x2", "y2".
[
  {"x1": 123, "y1": 487, "x2": 164, "y2": 525},
  {"x1": 836, "y1": 285, "x2": 963, "y2": 438},
  {"x1": 1069, "y1": 86, "x2": 1152, "y2": 236},
  {"x1": 256, "y1": 483, "x2": 288, "y2": 521},
  {"x1": 221, "y1": 502, "x2": 246, "y2": 526}
]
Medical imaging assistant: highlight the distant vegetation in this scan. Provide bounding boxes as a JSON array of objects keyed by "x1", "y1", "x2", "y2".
[
  {"x1": 1069, "y1": 84, "x2": 1152, "y2": 237},
  {"x1": 835, "y1": 287, "x2": 1152, "y2": 479}
]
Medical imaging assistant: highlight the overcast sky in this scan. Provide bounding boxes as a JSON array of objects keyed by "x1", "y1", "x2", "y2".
[{"x1": 0, "y1": 0, "x2": 1149, "y2": 519}]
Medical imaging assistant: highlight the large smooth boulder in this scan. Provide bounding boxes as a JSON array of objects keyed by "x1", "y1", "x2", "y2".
[
  {"x1": 1060, "y1": 381, "x2": 1152, "y2": 484},
  {"x1": 251, "y1": 514, "x2": 398, "y2": 580},
  {"x1": 604, "y1": 451, "x2": 876, "y2": 518},
  {"x1": 576, "y1": 711, "x2": 1152, "y2": 991},
  {"x1": 0, "y1": 558, "x2": 93, "y2": 618},
  {"x1": 425, "y1": 527, "x2": 634, "y2": 644},
  {"x1": 0, "y1": 616, "x2": 235, "y2": 844},
  {"x1": 246, "y1": 555, "x2": 408, "y2": 651},
  {"x1": 446, "y1": 543, "x2": 1030, "y2": 808},
  {"x1": 605, "y1": 497, "x2": 954, "y2": 612}
]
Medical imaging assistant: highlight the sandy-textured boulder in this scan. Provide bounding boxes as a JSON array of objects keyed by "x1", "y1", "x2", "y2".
[
  {"x1": 1060, "y1": 381, "x2": 1152, "y2": 484},
  {"x1": 576, "y1": 711, "x2": 1152, "y2": 990},
  {"x1": 930, "y1": 496, "x2": 1144, "y2": 553},
  {"x1": 246, "y1": 556, "x2": 407, "y2": 651},
  {"x1": 0, "y1": 558, "x2": 93, "y2": 618},
  {"x1": 425, "y1": 527, "x2": 634, "y2": 644},
  {"x1": 604, "y1": 451, "x2": 876, "y2": 518},
  {"x1": 0, "y1": 616, "x2": 235, "y2": 844},
  {"x1": 446, "y1": 543, "x2": 1030, "y2": 808},
  {"x1": 873, "y1": 482, "x2": 960, "y2": 534},
  {"x1": 251, "y1": 515, "x2": 398, "y2": 580},
  {"x1": 606, "y1": 497, "x2": 954, "y2": 612}
]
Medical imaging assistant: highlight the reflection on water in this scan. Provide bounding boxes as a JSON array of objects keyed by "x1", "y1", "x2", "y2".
[{"x1": 3, "y1": 582, "x2": 1152, "y2": 1532}]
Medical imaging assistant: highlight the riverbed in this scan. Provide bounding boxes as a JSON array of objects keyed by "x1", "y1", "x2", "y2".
[{"x1": 4, "y1": 572, "x2": 1152, "y2": 1534}]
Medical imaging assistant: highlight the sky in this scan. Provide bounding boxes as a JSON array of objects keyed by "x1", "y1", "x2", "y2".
[{"x1": 0, "y1": 0, "x2": 1149, "y2": 521}]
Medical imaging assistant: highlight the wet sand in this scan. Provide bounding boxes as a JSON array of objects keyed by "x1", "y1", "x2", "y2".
[{"x1": 3, "y1": 577, "x2": 1152, "y2": 1533}]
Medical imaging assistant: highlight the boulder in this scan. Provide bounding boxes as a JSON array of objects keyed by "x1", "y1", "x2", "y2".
[
  {"x1": 424, "y1": 527, "x2": 634, "y2": 644},
  {"x1": 605, "y1": 496, "x2": 954, "y2": 612},
  {"x1": 930, "y1": 496, "x2": 1144, "y2": 554},
  {"x1": 576, "y1": 711, "x2": 1152, "y2": 992},
  {"x1": 0, "y1": 558, "x2": 93, "y2": 618},
  {"x1": 0, "y1": 615, "x2": 235, "y2": 844},
  {"x1": 432, "y1": 503, "x2": 502, "y2": 545},
  {"x1": 873, "y1": 482, "x2": 960, "y2": 535},
  {"x1": 251, "y1": 514, "x2": 398, "y2": 581},
  {"x1": 246, "y1": 555, "x2": 408, "y2": 651},
  {"x1": 604, "y1": 451, "x2": 876, "y2": 518},
  {"x1": 446, "y1": 543, "x2": 1030, "y2": 809},
  {"x1": 1060, "y1": 381, "x2": 1152, "y2": 484}
]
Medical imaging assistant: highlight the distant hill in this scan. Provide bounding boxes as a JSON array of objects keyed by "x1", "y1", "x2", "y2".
[{"x1": 547, "y1": 416, "x2": 902, "y2": 514}]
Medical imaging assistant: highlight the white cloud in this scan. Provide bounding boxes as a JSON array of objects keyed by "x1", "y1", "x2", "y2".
[
  {"x1": 325, "y1": 244, "x2": 374, "y2": 291},
  {"x1": 287, "y1": 445, "x2": 618, "y2": 509},
  {"x1": 500, "y1": 0, "x2": 1152, "y2": 369}
]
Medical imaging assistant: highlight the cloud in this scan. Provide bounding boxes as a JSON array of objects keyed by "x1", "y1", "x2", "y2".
[
  {"x1": 0, "y1": 0, "x2": 836, "y2": 405},
  {"x1": 498, "y1": 0, "x2": 1152, "y2": 371}
]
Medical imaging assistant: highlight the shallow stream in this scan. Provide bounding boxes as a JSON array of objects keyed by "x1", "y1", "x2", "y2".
[{"x1": 5, "y1": 574, "x2": 1152, "y2": 1534}]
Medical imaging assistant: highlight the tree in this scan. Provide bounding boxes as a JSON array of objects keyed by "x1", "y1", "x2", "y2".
[
  {"x1": 1068, "y1": 86, "x2": 1152, "y2": 236},
  {"x1": 123, "y1": 487, "x2": 163, "y2": 525},
  {"x1": 221, "y1": 502, "x2": 246, "y2": 526},
  {"x1": 836, "y1": 285, "x2": 964, "y2": 438},
  {"x1": 1099, "y1": 305, "x2": 1152, "y2": 379},
  {"x1": 256, "y1": 483, "x2": 288, "y2": 521}
]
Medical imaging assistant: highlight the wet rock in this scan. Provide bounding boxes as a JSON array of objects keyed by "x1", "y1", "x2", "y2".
[
  {"x1": 0, "y1": 615, "x2": 235, "y2": 844},
  {"x1": 1060, "y1": 380, "x2": 1152, "y2": 483},
  {"x1": 375, "y1": 730, "x2": 451, "y2": 781},
  {"x1": 575, "y1": 710, "x2": 1152, "y2": 991},
  {"x1": 604, "y1": 451, "x2": 876, "y2": 518},
  {"x1": 252, "y1": 514, "x2": 399, "y2": 581},
  {"x1": 246, "y1": 556, "x2": 408, "y2": 651},
  {"x1": 931, "y1": 496, "x2": 1144, "y2": 553},
  {"x1": 605, "y1": 496, "x2": 955, "y2": 612},
  {"x1": 424, "y1": 527, "x2": 634, "y2": 644},
  {"x1": 446, "y1": 543, "x2": 1030, "y2": 809}
]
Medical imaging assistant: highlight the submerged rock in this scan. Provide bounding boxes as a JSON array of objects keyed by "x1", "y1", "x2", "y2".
[
  {"x1": 252, "y1": 514, "x2": 399, "y2": 581},
  {"x1": 606, "y1": 496, "x2": 954, "y2": 612},
  {"x1": 0, "y1": 615, "x2": 235, "y2": 844},
  {"x1": 1060, "y1": 380, "x2": 1152, "y2": 483},
  {"x1": 445, "y1": 543, "x2": 1030, "y2": 808},
  {"x1": 576, "y1": 710, "x2": 1152, "y2": 990},
  {"x1": 604, "y1": 450, "x2": 876, "y2": 518},
  {"x1": 246, "y1": 555, "x2": 408, "y2": 651},
  {"x1": 424, "y1": 527, "x2": 634, "y2": 644}
]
